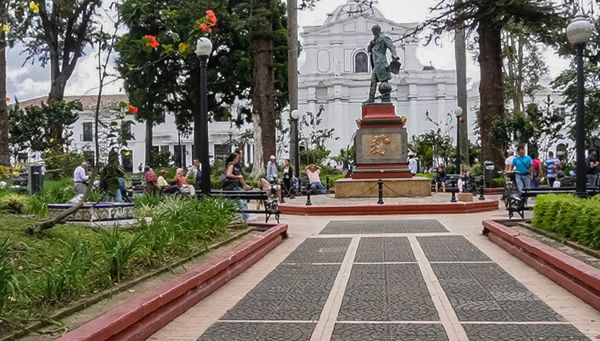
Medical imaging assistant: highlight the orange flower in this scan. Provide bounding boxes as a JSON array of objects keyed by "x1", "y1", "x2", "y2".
[
  {"x1": 128, "y1": 105, "x2": 139, "y2": 114},
  {"x1": 199, "y1": 23, "x2": 212, "y2": 33},
  {"x1": 144, "y1": 35, "x2": 160, "y2": 49},
  {"x1": 205, "y1": 10, "x2": 217, "y2": 26}
]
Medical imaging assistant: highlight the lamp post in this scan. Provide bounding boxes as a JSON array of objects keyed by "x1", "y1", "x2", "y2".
[
  {"x1": 195, "y1": 37, "x2": 213, "y2": 195},
  {"x1": 453, "y1": 106, "x2": 463, "y2": 174},
  {"x1": 567, "y1": 14, "x2": 594, "y2": 197},
  {"x1": 290, "y1": 109, "x2": 302, "y2": 178},
  {"x1": 228, "y1": 126, "x2": 234, "y2": 153}
]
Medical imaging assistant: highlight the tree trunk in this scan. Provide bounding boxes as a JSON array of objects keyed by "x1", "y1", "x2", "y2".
[
  {"x1": 250, "y1": 0, "x2": 275, "y2": 178},
  {"x1": 477, "y1": 22, "x2": 505, "y2": 170},
  {"x1": 145, "y1": 117, "x2": 153, "y2": 167},
  {"x1": 0, "y1": 2, "x2": 9, "y2": 166},
  {"x1": 454, "y1": 1, "x2": 469, "y2": 166},
  {"x1": 251, "y1": 114, "x2": 264, "y2": 179}
]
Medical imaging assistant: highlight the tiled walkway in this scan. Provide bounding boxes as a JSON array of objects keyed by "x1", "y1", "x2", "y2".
[{"x1": 150, "y1": 214, "x2": 600, "y2": 341}]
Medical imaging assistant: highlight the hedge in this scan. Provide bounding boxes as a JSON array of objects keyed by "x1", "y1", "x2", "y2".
[{"x1": 532, "y1": 194, "x2": 600, "y2": 250}]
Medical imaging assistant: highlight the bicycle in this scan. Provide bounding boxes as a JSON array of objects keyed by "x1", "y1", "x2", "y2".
[{"x1": 500, "y1": 171, "x2": 518, "y2": 208}]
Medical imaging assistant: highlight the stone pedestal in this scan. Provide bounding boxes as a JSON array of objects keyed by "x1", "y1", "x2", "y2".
[
  {"x1": 352, "y1": 103, "x2": 411, "y2": 179},
  {"x1": 335, "y1": 178, "x2": 431, "y2": 198}
]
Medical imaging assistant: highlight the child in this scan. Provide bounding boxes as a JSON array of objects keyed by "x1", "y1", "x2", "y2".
[{"x1": 553, "y1": 170, "x2": 564, "y2": 188}]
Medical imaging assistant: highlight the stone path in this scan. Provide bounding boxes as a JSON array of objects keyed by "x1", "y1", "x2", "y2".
[{"x1": 150, "y1": 214, "x2": 600, "y2": 340}]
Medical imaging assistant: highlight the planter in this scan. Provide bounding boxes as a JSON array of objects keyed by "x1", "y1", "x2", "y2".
[{"x1": 482, "y1": 220, "x2": 600, "y2": 310}]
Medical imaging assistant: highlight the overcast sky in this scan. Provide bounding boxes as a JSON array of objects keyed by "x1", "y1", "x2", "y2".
[{"x1": 6, "y1": 0, "x2": 571, "y2": 101}]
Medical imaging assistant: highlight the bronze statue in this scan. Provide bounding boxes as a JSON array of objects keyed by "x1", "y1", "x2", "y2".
[{"x1": 366, "y1": 24, "x2": 400, "y2": 103}]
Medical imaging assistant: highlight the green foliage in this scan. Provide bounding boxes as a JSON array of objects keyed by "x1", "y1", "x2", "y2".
[
  {"x1": 100, "y1": 228, "x2": 143, "y2": 282},
  {"x1": 409, "y1": 129, "x2": 455, "y2": 170},
  {"x1": 8, "y1": 101, "x2": 81, "y2": 156},
  {"x1": 44, "y1": 152, "x2": 85, "y2": 180},
  {"x1": 0, "y1": 194, "x2": 29, "y2": 214},
  {"x1": 532, "y1": 194, "x2": 600, "y2": 250},
  {"x1": 0, "y1": 239, "x2": 20, "y2": 313},
  {"x1": 26, "y1": 178, "x2": 75, "y2": 217},
  {"x1": 300, "y1": 145, "x2": 331, "y2": 168},
  {"x1": 490, "y1": 177, "x2": 505, "y2": 188}
]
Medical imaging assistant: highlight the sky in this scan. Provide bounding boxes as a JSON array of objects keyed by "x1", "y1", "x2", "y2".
[{"x1": 6, "y1": 0, "x2": 572, "y2": 101}]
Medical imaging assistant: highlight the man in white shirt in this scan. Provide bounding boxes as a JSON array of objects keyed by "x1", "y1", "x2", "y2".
[
  {"x1": 73, "y1": 162, "x2": 89, "y2": 195},
  {"x1": 187, "y1": 159, "x2": 202, "y2": 189},
  {"x1": 266, "y1": 155, "x2": 278, "y2": 183},
  {"x1": 408, "y1": 153, "x2": 418, "y2": 176}
]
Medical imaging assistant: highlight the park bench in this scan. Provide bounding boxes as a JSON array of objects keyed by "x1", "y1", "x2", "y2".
[
  {"x1": 507, "y1": 186, "x2": 599, "y2": 219},
  {"x1": 210, "y1": 189, "x2": 280, "y2": 223}
]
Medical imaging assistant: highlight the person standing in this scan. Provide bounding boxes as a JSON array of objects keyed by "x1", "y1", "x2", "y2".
[
  {"x1": 73, "y1": 162, "x2": 89, "y2": 196},
  {"x1": 543, "y1": 151, "x2": 559, "y2": 187},
  {"x1": 144, "y1": 166, "x2": 158, "y2": 194},
  {"x1": 504, "y1": 150, "x2": 515, "y2": 173},
  {"x1": 511, "y1": 146, "x2": 533, "y2": 195},
  {"x1": 101, "y1": 151, "x2": 125, "y2": 202},
  {"x1": 266, "y1": 155, "x2": 278, "y2": 184},
  {"x1": 408, "y1": 153, "x2": 418, "y2": 176},
  {"x1": 587, "y1": 150, "x2": 599, "y2": 187},
  {"x1": 187, "y1": 159, "x2": 202, "y2": 191},
  {"x1": 530, "y1": 153, "x2": 543, "y2": 189},
  {"x1": 282, "y1": 159, "x2": 294, "y2": 198}
]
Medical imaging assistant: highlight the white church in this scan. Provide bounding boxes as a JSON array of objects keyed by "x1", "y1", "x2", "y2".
[{"x1": 297, "y1": 0, "x2": 475, "y2": 156}]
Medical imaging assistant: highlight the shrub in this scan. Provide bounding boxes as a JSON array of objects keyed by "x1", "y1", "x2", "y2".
[
  {"x1": 0, "y1": 239, "x2": 20, "y2": 312},
  {"x1": 491, "y1": 177, "x2": 505, "y2": 188},
  {"x1": 532, "y1": 194, "x2": 600, "y2": 250},
  {"x1": 0, "y1": 194, "x2": 29, "y2": 214},
  {"x1": 100, "y1": 228, "x2": 143, "y2": 282},
  {"x1": 44, "y1": 152, "x2": 85, "y2": 180}
]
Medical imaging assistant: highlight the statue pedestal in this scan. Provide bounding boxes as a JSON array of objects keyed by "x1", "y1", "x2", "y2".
[{"x1": 352, "y1": 103, "x2": 411, "y2": 179}]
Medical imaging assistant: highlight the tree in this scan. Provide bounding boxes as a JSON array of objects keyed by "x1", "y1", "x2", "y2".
[
  {"x1": 10, "y1": 0, "x2": 103, "y2": 146},
  {"x1": 403, "y1": 0, "x2": 567, "y2": 168}
]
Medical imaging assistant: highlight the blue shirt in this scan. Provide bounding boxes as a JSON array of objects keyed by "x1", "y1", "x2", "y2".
[
  {"x1": 544, "y1": 158, "x2": 559, "y2": 178},
  {"x1": 512, "y1": 155, "x2": 532, "y2": 175}
]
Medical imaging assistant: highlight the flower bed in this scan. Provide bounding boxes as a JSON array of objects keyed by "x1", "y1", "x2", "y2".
[
  {"x1": 0, "y1": 197, "x2": 237, "y2": 337},
  {"x1": 531, "y1": 194, "x2": 600, "y2": 250}
]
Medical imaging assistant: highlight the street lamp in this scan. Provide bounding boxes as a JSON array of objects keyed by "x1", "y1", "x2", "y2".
[
  {"x1": 453, "y1": 106, "x2": 463, "y2": 174},
  {"x1": 195, "y1": 37, "x2": 213, "y2": 195},
  {"x1": 290, "y1": 109, "x2": 302, "y2": 178},
  {"x1": 567, "y1": 14, "x2": 594, "y2": 197}
]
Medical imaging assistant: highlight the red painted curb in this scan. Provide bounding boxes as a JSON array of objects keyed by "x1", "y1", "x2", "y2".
[
  {"x1": 58, "y1": 224, "x2": 288, "y2": 341},
  {"x1": 482, "y1": 220, "x2": 600, "y2": 310},
  {"x1": 484, "y1": 188, "x2": 504, "y2": 195},
  {"x1": 280, "y1": 200, "x2": 498, "y2": 216}
]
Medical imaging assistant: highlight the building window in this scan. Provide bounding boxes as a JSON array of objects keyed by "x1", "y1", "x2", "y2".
[
  {"x1": 556, "y1": 143, "x2": 568, "y2": 161},
  {"x1": 160, "y1": 145, "x2": 169, "y2": 153},
  {"x1": 82, "y1": 122, "x2": 93, "y2": 142},
  {"x1": 214, "y1": 144, "x2": 229, "y2": 163},
  {"x1": 354, "y1": 51, "x2": 369, "y2": 73}
]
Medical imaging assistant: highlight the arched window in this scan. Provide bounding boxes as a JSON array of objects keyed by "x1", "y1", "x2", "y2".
[
  {"x1": 556, "y1": 143, "x2": 568, "y2": 161},
  {"x1": 354, "y1": 51, "x2": 369, "y2": 73}
]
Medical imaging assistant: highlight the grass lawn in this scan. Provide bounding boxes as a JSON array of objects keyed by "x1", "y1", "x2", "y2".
[{"x1": 0, "y1": 196, "x2": 238, "y2": 337}]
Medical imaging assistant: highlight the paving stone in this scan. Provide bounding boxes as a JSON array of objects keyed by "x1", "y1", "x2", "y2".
[
  {"x1": 197, "y1": 322, "x2": 315, "y2": 341},
  {"x1": 355, "y1": 237, "x2": 416, "y2": 263},
  {"x1": 338, "y1": 264, "x2": 439, "y2": 321},
  {"x1": 418, "y1": 235, "x2": 490, "y2": 261},
  {"x1": 432, "y1": 263, "x2": 565, "y2": 322},
  {"x1": 331, "y1": 323, "x2": 448, "y2": 341},
  {"x1": 463, "y1": 323, "x2": 590, "y2": 341},
  {"x1": 320, "y1": 219, "x2": 448, "y2": 234},
  {"x1": 283, "y1": 238, "x2": 351, "y2": 264},
  {"x1": 222, "y1": 264, "x2": 339, "y2": 320}
]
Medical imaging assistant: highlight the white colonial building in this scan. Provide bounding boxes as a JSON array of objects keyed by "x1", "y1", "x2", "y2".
[
  {"x1": 17, "y1": 95, "x2": 253, "y2": 171},
  {"x1": 298, "y1": 1, "x2": 474, "y2": 156}
]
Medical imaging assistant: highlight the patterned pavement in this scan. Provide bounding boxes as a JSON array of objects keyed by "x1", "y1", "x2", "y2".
[{"x1": 197, "y1": 220, "x2": 590, "y2": 341}]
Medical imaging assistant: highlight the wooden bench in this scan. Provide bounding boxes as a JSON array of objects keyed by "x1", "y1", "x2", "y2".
[
  {"x1": 507, "y1": 186, "x2": 599, "y2": 219},
  {"x1": 210, "y1": 190, "x2": 280, "y2": 223}
]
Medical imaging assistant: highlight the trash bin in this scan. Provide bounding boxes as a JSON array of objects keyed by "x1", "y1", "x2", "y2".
[
  {"x1": 27, "y1": 165, "x2": 43, "y2": 195},
  {"x1": 483, "y1": 161, "x2": 495, "y2": 187}
]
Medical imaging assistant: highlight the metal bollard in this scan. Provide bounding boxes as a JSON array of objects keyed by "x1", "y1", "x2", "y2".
[
  {"x1": 280, "y1": 183, "x2": 286, "y2": 203},
  {"x1": 326, "y1": 176, "x2": 330, "y2": 192},
  {"x1": 450, "y1": 188, "x2": 457, "y2": 202},
  {"x1": 479, "y1": 184, "x2": 485, "y2": 201},
  {"x1": 305, "y1": 183, "x2": 312, "y2": 206},
  {"x1": 377, "y1": 179, "x2": 384, "y2": 204}
]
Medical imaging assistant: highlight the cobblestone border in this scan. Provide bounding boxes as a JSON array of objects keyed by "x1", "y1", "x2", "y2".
[
  {"x1": 482, "y1": 220, "x2": 600, "y2": 310},
  {"x1": 57, "y1": 223, "x2": 289, "y2": 341},
  {"x1": 280, "y1": 201, "x2": 499, "y2": 216}
]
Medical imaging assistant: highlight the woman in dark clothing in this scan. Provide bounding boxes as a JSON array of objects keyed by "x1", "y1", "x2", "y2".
[
  {"x1": 282, "y1": 159, "x2": 294, "y2": 198},
  {"x1": 435, "y1": 164, "x2": 447, "y2": 192}
]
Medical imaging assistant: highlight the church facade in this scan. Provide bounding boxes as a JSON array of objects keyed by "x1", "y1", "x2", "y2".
[{"x1": 298, "y1": 1, "x2": 472, "y2": 156}]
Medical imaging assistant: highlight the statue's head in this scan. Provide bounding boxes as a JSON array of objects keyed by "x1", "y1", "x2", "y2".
[{"x1": 371, "y1": 24, "x2": 381, "y2": 36}]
